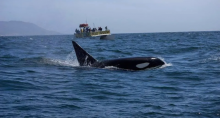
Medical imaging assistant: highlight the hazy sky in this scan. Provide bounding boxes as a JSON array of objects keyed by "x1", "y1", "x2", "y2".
[{"x1": 1, "y1": 0, "x2": 220, "y2": 34}]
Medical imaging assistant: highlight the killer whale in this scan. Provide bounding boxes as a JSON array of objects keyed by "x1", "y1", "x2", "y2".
[{"x1": 72, "y1": 41, "x2": 165, "y2": 70}]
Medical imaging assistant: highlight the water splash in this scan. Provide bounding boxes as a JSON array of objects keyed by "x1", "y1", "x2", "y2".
[
  {"x1": 64, "y1": 50, "x2": 79, "y2": 66},
  {"x1": 159, "y1": 57, "x2": 173, "y2": 68},
  {"x1": 104, "y1": 66, "x2": 119, "y2": 70},
  {"x1": 48, "y1": 58, "x2": 78, "y2": 67},
  {"x1": 39, "y1": 51, "x2": 79, "y2": 67}
]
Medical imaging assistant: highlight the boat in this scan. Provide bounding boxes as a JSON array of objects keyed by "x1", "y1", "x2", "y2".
[{"x1": 74, "y1": 23, "x2": 114, "y2": 40}]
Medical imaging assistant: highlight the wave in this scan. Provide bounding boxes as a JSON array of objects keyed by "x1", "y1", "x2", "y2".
[
  {"x1": 201, "y1": 55, "x2": 220, "y2": 63},
  {"x1": 1, "y1": 54, "x2": 18, "y2": 59}
]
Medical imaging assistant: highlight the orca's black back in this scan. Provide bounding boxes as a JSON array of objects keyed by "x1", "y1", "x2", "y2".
[{"x1": 100, "y1": 57, "x2": 164, "y2": 70}]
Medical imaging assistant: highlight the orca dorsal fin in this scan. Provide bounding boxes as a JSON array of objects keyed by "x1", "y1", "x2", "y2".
[{"x1": 72, "y1": 41, "x2": 97, "y2": 66}]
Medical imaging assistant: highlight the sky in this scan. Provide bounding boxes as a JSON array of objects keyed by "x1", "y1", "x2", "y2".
[{"x1": 1, "y1": 0, "x2": 220, "y2": 34}]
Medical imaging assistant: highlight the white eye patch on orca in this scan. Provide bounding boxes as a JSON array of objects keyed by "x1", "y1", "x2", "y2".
[{"x1": 136, "y1": 62, "x2": 149, "y2": 68}]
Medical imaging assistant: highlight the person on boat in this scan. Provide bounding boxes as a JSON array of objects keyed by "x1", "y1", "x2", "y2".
[
  {"x1": 105, "y1": 26, "x2": 108, "y2": 31},
  {"x1": 86, "y1": 27, "x2": 91, "y2": 32},
  {"x1": 92, "y1": 28, "x2": 95, "y2": 32},
  {"x1": 75, "y1": 29, "x2": 80, "y2": 33},
  {"x1": 98, "y1": 27, "x2": 102, "y2": 31}
]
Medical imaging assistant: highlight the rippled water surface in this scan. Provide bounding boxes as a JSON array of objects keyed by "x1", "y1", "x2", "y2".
[{"x1": 0, "y1": 31, "x2": 220, "y2": 117}]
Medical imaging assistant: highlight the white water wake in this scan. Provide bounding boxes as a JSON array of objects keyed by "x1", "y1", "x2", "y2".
[
  {"x1": 159, "y1": 57, "x2": 172, "y2": 69},
  {"x1": 41, "y1": 51, "x2": 79, "y2": 67}
]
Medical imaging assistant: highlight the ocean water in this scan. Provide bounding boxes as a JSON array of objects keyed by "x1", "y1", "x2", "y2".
[{"x1": 0, "y1": 31, "x2": 220, "y2": 117}]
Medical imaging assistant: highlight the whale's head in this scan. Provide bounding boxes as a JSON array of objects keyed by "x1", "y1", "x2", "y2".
[{"x1": 147, "y1": 57, "x2": 165, "y2": 68}]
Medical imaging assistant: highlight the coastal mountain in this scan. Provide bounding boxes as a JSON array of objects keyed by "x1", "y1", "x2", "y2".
[{"x1": 0, "y1": 21, "x2": 61, "y2": 36}]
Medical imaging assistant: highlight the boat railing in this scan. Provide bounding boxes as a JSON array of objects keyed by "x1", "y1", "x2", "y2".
[
  {"x1": 74, "y1": 30, "x2": 110, "y2": 38},
  {"x1": 91, "y1": 30, "x2": 110, "y2": 36}
]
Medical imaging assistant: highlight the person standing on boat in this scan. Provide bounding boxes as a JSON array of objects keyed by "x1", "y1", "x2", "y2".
[
  {"x1": 98, "y1": 27, "x2": 102, "y2": 31},
  {"x1": 75, "y1": 29, "x2": 80, "y2": 33},
  {"x1": 92, "y1": 28, "x2": 95, "y2": 32},
  {"x1": 105, "y1": 26, "x2": 108, "y2": 31}
]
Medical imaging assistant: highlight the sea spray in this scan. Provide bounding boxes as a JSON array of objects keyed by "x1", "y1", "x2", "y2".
[{"x1": 64, "y1": 50, "x2": 79, "y2": 66}]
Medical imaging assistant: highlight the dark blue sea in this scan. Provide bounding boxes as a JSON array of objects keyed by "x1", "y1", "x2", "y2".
[{"x1": 0, "y1": 31, "x2": 220, "y2": 118}]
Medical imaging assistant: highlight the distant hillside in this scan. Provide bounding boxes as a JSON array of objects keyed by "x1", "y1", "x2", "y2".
[{"x1": 0, "y1": 21, "x2": 61, "y2": 36}]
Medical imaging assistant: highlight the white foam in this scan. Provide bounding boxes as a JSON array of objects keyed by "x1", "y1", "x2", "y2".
[
  {"x1": 158, "y1": 57, "x2": 173, "y2": 68},
  {"x1": 202, "y1": 56, "x2": 220, "y2": 63},
  {"x1": 42, "y1": 50, "x2": 79, "y2": 67},
  {"x1": 50, "y1": 58, "x2": 78, "y2": 67},
  {"x1": 160, "y1": 63, "x2": 173, "y2": 68},
  {"x1": 104, "y1": 66, "x2": 118, "y2": 69},
  {"x1": 64, "y1": 50, "x2": 79, "y2": 66}
]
